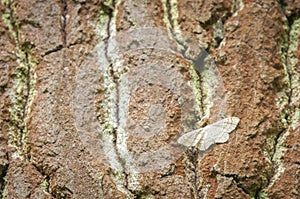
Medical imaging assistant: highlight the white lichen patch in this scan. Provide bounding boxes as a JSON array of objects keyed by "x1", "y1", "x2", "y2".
[
  {"x1": 268, "y1": 15, "x2": 300, "y2": 197},
  {"x1": 96, "y1": 3, "x2": 141, "y2": 193},
  {"x1": 277, "y1": 17, "x2": 300, "y2": 127},
  {"x1": 213, "y1": 19, "x2": 225, "y2": 42},
  {"x1": 187, "y1": 63, "x2": 207, "y2": 118},
  {"x1": 161, "y1": 0, "x2": 227, "y2": 122},
  {"x1": 201, "y1": 183, "x2": 211, "y2": 199},
  {"x1": 93, "y1": 0, "x2": 120, "y2": 42},
  {"x1": 264, "y1": 129, "x2": 289, "y2": 192},
  {"x1": 1, "y1": 183, "x2": 7, "y2": 199},
  {"x1": 8, "y1": 53, "x2": 37, "y2": 154},
  {"x1": 2, "y1": 4, "x2": 37, "y2": 156},
  {"x1": 2, "y1": 12, "x2": 17, "y2": 40},
  {"x1": 167, "y1": 0, "x2": 185, "y2": 45},
  {"x1": 1, "y1": 0, "x2": 11, "y2": 5},
  {"x1": 161, "y1": 0, "x2": 189, "y2": 52},
  {"x1": 12, "y1": 151, "x2": 23, "y2": 160},
  {"x1": 161, "y1": 0, "x2": 204, "y2": 112},
  {"x1": 287, "y1": 18, "x2": 300, "y2": 128}
]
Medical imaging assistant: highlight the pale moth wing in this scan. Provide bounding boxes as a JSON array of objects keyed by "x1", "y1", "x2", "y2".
[
  {"x1": 177, "y1": 128, "x2": 205, "y2": 147},
  {"x1": 202, "y1": 117, "x2": 240, "y2": 143},
  {"x1": 198, "y1": 136, "x2": 216, "y2": 151},
  {"x1": 178, "y1": 117, "x2": 240, "y2": 151}
]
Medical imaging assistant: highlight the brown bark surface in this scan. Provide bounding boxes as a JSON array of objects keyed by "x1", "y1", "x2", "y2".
[{"x1": 0, "y1": 0, "x2": 300, "y2": 198}]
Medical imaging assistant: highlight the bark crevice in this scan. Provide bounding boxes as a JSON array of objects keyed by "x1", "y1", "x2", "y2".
[
  {"x1": 212, "y1": 171, "x2": 251, "y2": 197},
  {"x1": 185, "y1": 149, "x2": 201, "y2": 199},
  {"x1": 32, "y1": 163, "x2": 55, "y2": 198},
  {"x1": 18, "y1": 50, "x2": 31, "y2": 154},
  {"x1": 260, "y1": 3, "x2": 300, "y2": 196},
  {"x1": 0, "y1": 154, "x2": 9, "y2": 198},
  {"x1": 3, "y1": 0, "x2": 35, "y2": 157},
  {"x1": 43, "y1": 45, "x2": 64, "y2": 57},
  {"x1": 163, "y1": 0, "x2": 206, "y2": 116},
  {"x1": 60, "y1": 0, "x2": 68, "y2": 47},
  {"x1": 102, "y1": 1, "x2": 134, "y2": 196}
]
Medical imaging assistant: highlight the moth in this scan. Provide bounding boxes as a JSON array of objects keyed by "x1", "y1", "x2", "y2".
[{"x1": 177, "y1": 117, "x2": 240, "y2": 151}]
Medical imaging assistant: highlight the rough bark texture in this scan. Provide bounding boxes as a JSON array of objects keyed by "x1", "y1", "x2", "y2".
[{"x1": 0, "y1": 0, "x2": 300, "y2": 198}]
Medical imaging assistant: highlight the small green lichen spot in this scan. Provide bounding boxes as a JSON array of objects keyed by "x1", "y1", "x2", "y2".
[
  {"x1": 1, "y1": 185, "x2": 7, "y2": 199},
  {"x1": 40, "y1": 179, "x2": 49, "y2": 192},
  {"x1": 253, "y1": 190, "x2": 268, "y2": 199},
  {"x1": 95, "y1": 10, "x2": 110, "y2": 41}
]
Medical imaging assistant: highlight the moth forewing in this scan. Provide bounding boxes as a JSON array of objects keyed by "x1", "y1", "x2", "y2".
[
  {"x1": 200, "y1": 117, "x2": 239, "y2": 145},
  {"x1": 177, "y1": 128, "x2": 205, "y2": 147},
  {"x1": 211, "y1": 117, "x2": 240, "y2": 133}
]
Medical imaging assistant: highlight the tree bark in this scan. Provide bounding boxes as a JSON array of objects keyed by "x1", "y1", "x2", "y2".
[{"x1": 0, "y1": 0, "x2": 300, "y2": 198}]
